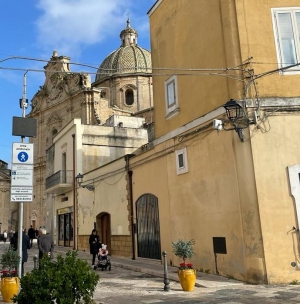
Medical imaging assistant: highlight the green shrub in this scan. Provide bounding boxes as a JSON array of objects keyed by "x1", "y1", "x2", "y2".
[
  {"x1": 13, "y1": 250, "x2": 99, "y2": 304},
  {"x1": 0, "y1": 246, "x2": 21, "y2": 276}
]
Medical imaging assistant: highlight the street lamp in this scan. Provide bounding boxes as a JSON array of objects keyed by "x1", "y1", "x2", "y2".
[
  {"x1": 223, "y1": 99, "x2": 250, "y2": 142},
  {"x1": 76, "y1": 173, "x2": 95, "y2": 191},
  {"x1": 223, "y1": 99, "x2": 244, "y2": 123}
]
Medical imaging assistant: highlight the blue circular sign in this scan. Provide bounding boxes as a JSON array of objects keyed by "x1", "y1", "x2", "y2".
[{"x1": 18, "y1": 151, "x2": 29, "y2": 162}]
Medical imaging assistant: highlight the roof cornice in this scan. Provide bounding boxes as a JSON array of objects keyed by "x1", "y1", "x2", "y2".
[{"x1": 147, "y1": 0, "x2": 163, "y2": 17}]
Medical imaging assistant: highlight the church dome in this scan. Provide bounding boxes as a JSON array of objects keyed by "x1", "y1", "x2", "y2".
[{"x1": 95, "y1": 20, "x2": 152, "y2": 83}]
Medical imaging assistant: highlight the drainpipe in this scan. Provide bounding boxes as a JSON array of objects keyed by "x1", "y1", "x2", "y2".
[
  {"x1": 125, "y1": 154, "x2": 136, "y2": 260},
  {"x1": 72, "y1": 134, "x2": 76, "y2": 250}
]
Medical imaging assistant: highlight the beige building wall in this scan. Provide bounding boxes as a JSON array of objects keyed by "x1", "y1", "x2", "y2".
[
  {"x1": 235, "y1": 0, "x2": 300, "y2": 98},
  {"x1": 250, "y1": 114, "x2": 300, "y2": 283},
  {"x1": 145, "y1": 0, "x2": 300, "y2": 284},
  {"x1": 131, "y1": 124, "x2": 267, "y2": 283},
  {"x1": 47, "y1": 117, "x2": 147, "y2": 255},
  {"x1": 0, "y1": 165, "x2": 17, "y2": 233},
  {"x1": 77, "y1": 158, "x2": 131, "y2": 256},
  {"x1": 149, "y1": 0, "x2": 244, "y2": 139}
]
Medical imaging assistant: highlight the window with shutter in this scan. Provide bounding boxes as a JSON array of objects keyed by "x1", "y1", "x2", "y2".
[
  {"x1": 164, "y1": 75, "x2": 179, "y2": 119},
  {"x1": 272, "y1": 7, "x2": 300, "y2": 73}
]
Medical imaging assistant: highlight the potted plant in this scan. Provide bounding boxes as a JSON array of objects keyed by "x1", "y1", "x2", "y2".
[
  {"x1": 0, "y1": 246, "x2": 20, "y2": 302},
  {"x1": 172, "y1": 239, "x2": 196, "y2": 291}
]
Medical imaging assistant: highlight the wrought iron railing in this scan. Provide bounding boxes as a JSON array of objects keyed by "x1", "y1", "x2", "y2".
[{"x1": 45, "y1": 170, "x2": 73, "y2": 189}]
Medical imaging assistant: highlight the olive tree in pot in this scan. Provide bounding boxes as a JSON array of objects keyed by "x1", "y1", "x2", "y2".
[
  {"x1": 172, "y1": 239, "x2": 196, "y2": 292},
  {"x1": 0, "y1": 246, "x2": 21, "y2": 302}
]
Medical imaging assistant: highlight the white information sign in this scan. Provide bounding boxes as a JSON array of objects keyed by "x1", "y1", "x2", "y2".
[
  {"x1": 11, "y1": 187, "x2": 33, "y2": 194},
  {"x1": 12, "y1": 143, "x2": 34, "y2": 165},
  {"x1": 11, "y1": 164, "x2": 33, "y2": 187},
  {"x1": 10, "y1": 194, "x2": 33, "y2": 202}
]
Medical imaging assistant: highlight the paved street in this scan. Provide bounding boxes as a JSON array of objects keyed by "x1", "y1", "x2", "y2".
[
  {"x1": 1, "y1": 242, "x2": 300, "y2": 303},
  {"x1": 94, "y1": 268, "x2": 300, "y2": 303}
]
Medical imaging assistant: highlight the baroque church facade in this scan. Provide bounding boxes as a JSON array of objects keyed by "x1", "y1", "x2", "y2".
[{"x1": 24, "y1": 20, "x2": 153, "y2": 237}]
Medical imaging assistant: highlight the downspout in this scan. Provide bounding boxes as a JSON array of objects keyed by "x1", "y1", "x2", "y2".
[
  {"x1": 125, "y1": 154, "x2": 136, "y2": 260},
  {"x1": 72, "y1": 134, "x2": 76, "y2": 250}
]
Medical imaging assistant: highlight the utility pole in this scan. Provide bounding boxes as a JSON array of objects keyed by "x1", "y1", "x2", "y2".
[{"x1": 17, "y1": 71, "x2": 28, "y2": 276}]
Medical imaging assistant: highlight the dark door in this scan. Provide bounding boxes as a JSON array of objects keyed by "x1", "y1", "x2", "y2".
[{"x1": 136, "y1": 194, "x2": 161, "y2": 260}]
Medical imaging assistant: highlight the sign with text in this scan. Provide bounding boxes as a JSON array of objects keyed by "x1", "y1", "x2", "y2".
[
  {"x1": 12, "y1": 143, "x2": 34, "y2": 165},
  {"x1": 11, "y1": 187, "x2": 33, "y2": 194},
  {"x1": 10, "y1": 194, "x2": 33, "y2": 202},
  {"x1": 11, "y1": 164, "x2": 34, "y2": 187},
  {"x1": 11, "y1": 142, "x2": 34, "y2": 202}
]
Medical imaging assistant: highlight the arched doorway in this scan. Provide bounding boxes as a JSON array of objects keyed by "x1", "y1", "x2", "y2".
[
  {"x1": 96, "y1": 212, "x2": 111, "y2": 252},
  {"x1": 136, "y1": 194, "x2": 161, "y2": 260}
]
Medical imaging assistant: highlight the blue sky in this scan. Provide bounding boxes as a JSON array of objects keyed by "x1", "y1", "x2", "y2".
[{"x1": 0, "y1": 0, "x2": 156, "y2": 166}]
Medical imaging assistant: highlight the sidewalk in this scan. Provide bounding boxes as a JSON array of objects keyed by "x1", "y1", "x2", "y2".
[
  {"x1": 0, "y1": 241, "x2": 244, "y2": 289},
  {"x1": 53, "y1": 246, "x2": 245, "y2": 289}
]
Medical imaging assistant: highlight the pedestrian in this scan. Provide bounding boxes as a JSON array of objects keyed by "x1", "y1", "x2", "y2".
[
  {"x1": 3, "y1": 230, "x2": 7, "y2": 243},
  {"x1": 37, "y1": 227, "x2": 54, "y2": 260},
  {"x1": 89, "y1": 229, "x2": 100, "y2": 267},
  {"x1": 9, "y1": 230, "x2": 14, "y2": 241},
  {"x1": 28, "y1": 225, "x2": 35, "y2": 247},
  {"x1": 12, "y1": 230, "x2": 18, "y2": 251},
  {"x1": 12, "y1": 228, "x2": 31, "y2": 276}
]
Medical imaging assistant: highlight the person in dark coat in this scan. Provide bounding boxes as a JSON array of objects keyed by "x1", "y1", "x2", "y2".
[
  {"x1": 12, "y1": 229, "x2": 31, "y2": 276},
  {"x1": 38, "y1": 227, "x2": 54, "y2": 260},
  {"x1": 89, "y1": 229, "x2": 101, "y2": 267},
  {"x1": 28, "y1": 225, "x2": 35, "y2": 247}
]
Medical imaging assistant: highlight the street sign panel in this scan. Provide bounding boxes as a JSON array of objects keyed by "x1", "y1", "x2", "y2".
[
  {"x1": 10, "y1": 194, "x2": 33, "y2": 202},
  {"x1": 12, "y1": 143, "x2": 34, "y2": 165},
  {"x1": 11, "y1": 187, "x2": 33, "y2": 194},
  {"x1": 11, "y1": 164, "x2": 33, "y2": 187}
]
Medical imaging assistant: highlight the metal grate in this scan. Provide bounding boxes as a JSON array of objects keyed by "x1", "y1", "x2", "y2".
[{"x1": 136, "y1": 194, "x2": 161, "y2": 260}]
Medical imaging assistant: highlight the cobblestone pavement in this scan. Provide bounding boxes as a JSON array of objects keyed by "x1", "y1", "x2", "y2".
[
  {"x1": 1, "y1": 242, "x2": 300, "y2": 303},
  {"x1": 93, "y1": 267, "x2": 300, "y2": 304}
]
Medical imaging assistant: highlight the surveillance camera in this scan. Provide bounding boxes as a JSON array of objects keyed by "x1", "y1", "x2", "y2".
[{"x1": 213, "y1": 119, "x2": 223, "y2": 131}]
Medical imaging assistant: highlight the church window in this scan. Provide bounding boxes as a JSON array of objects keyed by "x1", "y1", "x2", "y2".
[
  {"x1": 125, "y1": 89, "x2": 134, "y2": 106},
  {"x1": 52, "y1": 129, "x2": 58, "y2": 136}
]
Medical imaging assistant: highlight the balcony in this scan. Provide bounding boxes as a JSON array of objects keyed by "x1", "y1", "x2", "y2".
[{"x1": 45, "y1": 170, "x2": 73, "y2": 194}]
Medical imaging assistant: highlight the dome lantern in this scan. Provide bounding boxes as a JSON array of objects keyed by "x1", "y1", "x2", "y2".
[{"x1": 120, "y1": 18, "x2": 138, "y2": 47}]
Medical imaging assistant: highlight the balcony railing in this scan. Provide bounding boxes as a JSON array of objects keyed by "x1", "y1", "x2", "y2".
[{"x1": 46, "y1": 170, "x2": 73, "y2": 190}]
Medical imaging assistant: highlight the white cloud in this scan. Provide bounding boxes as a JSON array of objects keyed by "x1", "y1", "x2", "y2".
[{"x1": 35, "y1": 0, "x2": 135, "y2": 56}]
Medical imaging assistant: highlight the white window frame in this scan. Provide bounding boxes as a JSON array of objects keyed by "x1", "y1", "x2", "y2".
[
  {"x1": 164, "y1": 75, "x2": 179, "y2": 119},
  {"x1": 272, "y1": 7, "x2": 300, "y2": 74},
  {"x1": 175, "y1": 147, "x2": 188, "y2": 175}
]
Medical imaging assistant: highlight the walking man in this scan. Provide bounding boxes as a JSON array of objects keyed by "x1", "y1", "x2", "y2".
[
  {"x1": 38, "y1": 227, "x2": 54, "y2": 260},
  {"x1": 28, "y1": 225, "x2": 35, "y2": 247}
]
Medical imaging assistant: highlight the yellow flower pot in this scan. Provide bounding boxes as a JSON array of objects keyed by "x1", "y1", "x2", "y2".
[
  {"x1": 1, "y1": 277, "x2": 19, "y2": 302},
  {"x1": 178, "y1": 269, "x2": 196, "y2": 291}
]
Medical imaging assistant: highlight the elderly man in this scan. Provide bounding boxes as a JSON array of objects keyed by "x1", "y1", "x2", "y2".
[{"x1": 38, "y1": 227, "x2": 54, "y2": 260}]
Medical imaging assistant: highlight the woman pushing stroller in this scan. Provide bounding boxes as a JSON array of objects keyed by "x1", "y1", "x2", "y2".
[{"x1": 89, "y1": 229, "x2": 101, "y2": 267}]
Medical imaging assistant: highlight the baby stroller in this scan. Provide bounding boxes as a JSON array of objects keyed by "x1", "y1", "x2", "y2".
[{"x1": 94, "y1": 244, "x2": 111, "y2": 271}]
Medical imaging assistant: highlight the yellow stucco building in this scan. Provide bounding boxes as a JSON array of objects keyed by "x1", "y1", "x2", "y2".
[{"x1": 128, "y1": 0, "x2": 300, "y2": 284}]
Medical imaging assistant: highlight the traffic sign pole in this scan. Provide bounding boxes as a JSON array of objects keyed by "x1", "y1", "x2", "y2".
[{"x1": 17, "y1": 71, "x2": 28, "y2": 278}]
